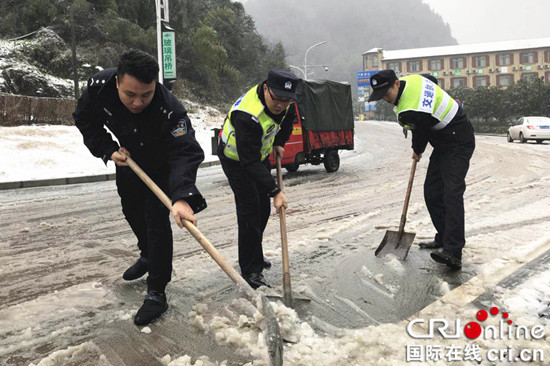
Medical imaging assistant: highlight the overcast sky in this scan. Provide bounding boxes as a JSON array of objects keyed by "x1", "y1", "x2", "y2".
[
  {"x1": 405, "y1": 0, "x2": 550, "y2": 44},
  {"x1": 238, "y1": 0, "x2": 550, "y2": 45}
]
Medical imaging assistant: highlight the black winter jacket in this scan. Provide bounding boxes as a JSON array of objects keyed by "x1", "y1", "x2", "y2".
[{"x1": 73, "y1": 68, "x2": 206, "y2": 213}]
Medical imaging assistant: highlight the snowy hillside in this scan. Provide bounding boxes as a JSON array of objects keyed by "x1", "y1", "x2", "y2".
[{"x1": 0, "y1": 35, "x2": 73, "y2": 97}]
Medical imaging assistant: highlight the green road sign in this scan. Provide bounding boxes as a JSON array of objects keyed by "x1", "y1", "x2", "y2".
[{"x1": 162, "y1": 31, "x2": 176, "y2": 79}]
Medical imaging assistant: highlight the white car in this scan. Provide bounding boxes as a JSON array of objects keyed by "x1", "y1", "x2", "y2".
[{"x1": 507, "y1": 116, "x2": 550, "y2": 144}]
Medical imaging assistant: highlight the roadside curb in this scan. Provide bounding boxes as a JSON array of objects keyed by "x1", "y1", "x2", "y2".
[{"x1": 0, "y1": 159, "x2": 221, "y2": 191}]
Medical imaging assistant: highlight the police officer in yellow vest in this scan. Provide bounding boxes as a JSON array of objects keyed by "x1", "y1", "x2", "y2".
[
  {"x1": 217, "y1": 69, "x2": 297, "y2": 288},
  {"x1": 369, "y1": 69, "x2": 475, "y2": 269}
]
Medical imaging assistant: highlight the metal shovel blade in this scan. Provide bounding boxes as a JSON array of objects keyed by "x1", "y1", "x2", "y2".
[
  {"x1": 375, "y1": 159, "x2": 418, "y2": 261},
  {"x1": 261, "y1": 294, "x2": 283, "y2": 366},
  {"x1": 266, "y1": 292, "x2": 311, "y2": 307},
  {"x1": 375, "y1": 230, "x2": 416, "y2": 260}
]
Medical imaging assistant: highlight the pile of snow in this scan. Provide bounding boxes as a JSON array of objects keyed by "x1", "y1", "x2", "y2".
[
  {"x1": 0, "y1": 101, "x2": 223, "y2": 183},
  {"x1": 28, "y1": 342, "x2": 110, "y2": 366},
  {"x1": 185, "y1": 99, "x2": 225, "y2": 156}
]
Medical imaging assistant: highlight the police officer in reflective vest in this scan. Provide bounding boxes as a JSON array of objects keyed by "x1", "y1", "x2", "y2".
[
  {"x1": 217, "y1": 69, "x2": 297, "y2": 288},
  {"x1": 368, "y1": 69, "x2": 475, "y2": 269},
  {"x1": 74, "y1": 50, "x2": 206, "y2": 325}
]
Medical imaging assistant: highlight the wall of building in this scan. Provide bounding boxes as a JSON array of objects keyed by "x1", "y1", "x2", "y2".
[{"x1": 363, "y1": 48, "x2": 550, "y2": 89}]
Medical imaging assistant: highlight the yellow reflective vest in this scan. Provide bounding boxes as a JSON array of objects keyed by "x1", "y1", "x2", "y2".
[
  {"x1": 221, "y1": 85, "x2": 286, "y2": 161},
  {"x1": 395, "y1": 75, "x2": 459, "y2": 130}
]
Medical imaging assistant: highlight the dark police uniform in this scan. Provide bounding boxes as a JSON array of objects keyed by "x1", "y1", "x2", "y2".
[
  {"x1": 73, "y1": 68, "x2": 206, "y2": 293},
  {"x1": 217, "y1": 81, "x2": 295, "y2": 276}
]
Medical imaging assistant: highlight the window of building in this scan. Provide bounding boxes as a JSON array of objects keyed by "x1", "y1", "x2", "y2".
[
  {"x1": 429, "y1": 59, "x2": 443, "y2": 71},
  {"x1": 473, "y1": 76, "x2": 490, "y2": 87},
  {"x1": 497, "y1": 74, "x2": 513, "y2": 86},
  {"x1": 451, "y1": 77, "x2": 467, "y2": 88},
  {"x1": 451, "y1": 57, "x2": 465, "y2": 69},
  {"x1": 496, "y1": 53, "x2": 512, "y2": 66},
  {"x1": 387, "y1": 62, "x2": 401, "y2": 73},
  {"x1": 366, "y1": 55, "x2": 379, "y2": 68},
  {"x1": 545, "y1": 50, "x2": 550, "y2": 63},
  {"x1": 436, "y1": 78, "x2": 445, "y2": 89},
  {"x1": 521, "y1": 51, "x2": 537, "y2": 64},
  {"x1": 407, "y1": 60, "x2": 422, "y2": 72},
  {"x1": 521, "y1": 72, "x2": 539, "y2": 81},
  {"x1": 473, "y1": 55, "x2": 488, "y2": 68},
  {"x1": 546, "y1": 71, "x2": 550, "y2": 82}
]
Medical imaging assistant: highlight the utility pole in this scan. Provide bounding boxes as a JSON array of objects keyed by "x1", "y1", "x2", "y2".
[
  {"x1": 155, "y1": 0, "x2": 166, "y2": 84},
  {"x1": 155, "y1": 0, "x2": 176, "y2": 89},
  {"x1": 68, "y1": 4, "x2": 79, "y2": 99}
]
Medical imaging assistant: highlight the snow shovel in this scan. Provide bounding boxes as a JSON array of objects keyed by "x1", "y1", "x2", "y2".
[
  {"x1": 375, "y1": 158, "x2": 417, "y2": 260},
  {"x1": 268, "y1": 155, "x2": 310, "y2": 306},
  {"x1": 123, "y1": 154, "x2": 283, "y2": 366}
]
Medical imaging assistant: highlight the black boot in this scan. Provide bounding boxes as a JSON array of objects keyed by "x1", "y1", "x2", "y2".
[
  {"x1": 430, "y1": 249, "x2": 462, "y2": 270},
  {"x1": 122, "y1": 257, "x2": 148, "y2": 281},
  {"x1": 242, "y1": 272, "x2": 271, "y2": 289},
  {"x1": 263, "y1": 257, "x2": 272, "y2": 270},
  {"x1": 134, "y1": 291, "x2": 168, "y2": 325},
  {"x1": 418, "y1": 240, "x2": 443, "y2": 250}
]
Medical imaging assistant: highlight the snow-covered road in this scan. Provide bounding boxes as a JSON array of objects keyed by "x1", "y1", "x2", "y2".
[{"x1": 1, "y1": 121, "x2": 549, "y2": 366}]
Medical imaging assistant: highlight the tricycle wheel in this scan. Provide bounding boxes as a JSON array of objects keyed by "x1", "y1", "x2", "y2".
[
  {"x1": 323, "y1": 149, "x2": 340, "y2": 173},
  {"x1": 285, "y1": 163, "x2": 299, "y2": 172},
  {"x1": 285, "y1": 153, "x2": 301, "y2": 172}
]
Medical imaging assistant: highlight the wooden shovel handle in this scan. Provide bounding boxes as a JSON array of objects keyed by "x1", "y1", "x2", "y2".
[
  {"x1": 124, "y1": 155, "x2": 256, "y2": 299},
  {"x1": 398, "y1": 158, "x2": 417, "y2": 234},
  {"x1": 276, "y1": 155, "x2": 292, "y2": 302}
]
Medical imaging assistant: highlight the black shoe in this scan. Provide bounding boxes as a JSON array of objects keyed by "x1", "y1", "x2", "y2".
[
  {"x1": 263, "y1": 257, "x2": 272, "y2": 270},
  {"x1": 242, "y1": 272, "x2": 271, "y2": 290},
  {"x1": 430, "y1": 249, "x2": 462, "y2": 269},
  {"x1": 419, "y1": 240, "x2": 443, "y2": 249},
  {"x1": 122, "y1": 257, "x2": 148, "y2": 281},
  {"x1": 134, "y1": 291, "x2": 168, "y2": 325}
]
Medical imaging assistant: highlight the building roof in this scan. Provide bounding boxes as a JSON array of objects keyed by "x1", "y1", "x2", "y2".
[
  {"x1": 364, "y1": 47, "x2": 382, "y2": 54},
  {"x1": 362, "y1": 37, "x2": 550, "y2": 60}
]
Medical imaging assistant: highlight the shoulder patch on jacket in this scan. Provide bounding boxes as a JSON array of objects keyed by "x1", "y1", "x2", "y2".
[{"x1": 171, "y1": 119, "x2": 188, "y2": 137}]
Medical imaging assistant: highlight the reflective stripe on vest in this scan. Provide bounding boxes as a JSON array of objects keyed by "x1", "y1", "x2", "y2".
[
  {"x1": 396, "y1": 75, "x2": 459, "y2": 130},
  {"x1": 221, "y1": 85, "x2": 283, "y2": 161}
]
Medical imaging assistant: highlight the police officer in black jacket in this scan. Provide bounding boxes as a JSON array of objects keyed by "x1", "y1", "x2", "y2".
[{"x1": 73, "y1": 49, "x2": 206, "y2": 325}]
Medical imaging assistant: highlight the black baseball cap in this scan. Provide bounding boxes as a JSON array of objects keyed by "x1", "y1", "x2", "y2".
[
  {"x1": 266, "y1": 68, "x2": 299, "y2": 100},
  {"x1": 368, "y1": 69, "x2": 398, "y2": 102}
]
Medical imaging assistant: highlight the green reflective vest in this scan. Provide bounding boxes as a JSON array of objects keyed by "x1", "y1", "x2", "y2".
[
  {"x1": 221, "y1": 85, "x2": 285, "y2": 161},
  {"x1": 395, "y1": 75, "x2": 459, "y2": 130}
]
